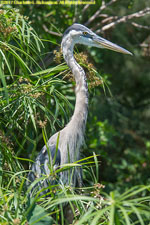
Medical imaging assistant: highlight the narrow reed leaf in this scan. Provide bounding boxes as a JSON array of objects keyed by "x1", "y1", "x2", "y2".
[
  {"x1": 0, "y1": 60, "x2": 9, "y2": 102},
  {"x1": 119, "y1": 205, "x2": 131, "y2": 225}
]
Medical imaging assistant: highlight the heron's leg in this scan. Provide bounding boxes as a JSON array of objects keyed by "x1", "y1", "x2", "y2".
[{"x1": 76, "y1": 167, "x2": 83, "y2": 188}]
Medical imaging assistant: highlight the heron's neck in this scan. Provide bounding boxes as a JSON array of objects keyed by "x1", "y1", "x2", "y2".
[{"x1": 61, "y1": 40, "x2": 88, "y2": 136}]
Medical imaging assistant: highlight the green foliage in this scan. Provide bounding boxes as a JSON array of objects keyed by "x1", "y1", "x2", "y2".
[
  {"x1": 1, "y1": 2, "x2": 150, "y2": 224},
  {"x1": 0, "y1": 7, "x2": 72, "y2": 163},
  {"x1": 1, "y1": 151, "x2": 150, "y2": 224},
  {"x1": 27, "y1": 199, "x2": 54, "y2": 225}
]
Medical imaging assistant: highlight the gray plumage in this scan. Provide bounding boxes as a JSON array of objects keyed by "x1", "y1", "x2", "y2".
[{"x1": 27, "y1": 24, "x2": 132, "y2": 195}]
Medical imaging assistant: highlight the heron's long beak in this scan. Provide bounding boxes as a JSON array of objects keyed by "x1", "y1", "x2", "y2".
[{"x1": 93, "y1": 36, "x2": 132, "y2": 55}]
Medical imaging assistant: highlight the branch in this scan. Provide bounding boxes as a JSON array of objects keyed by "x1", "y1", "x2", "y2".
[
  {"x1": 140, "y1": 44, "x2": 150, "y2": 47},
  {"x1": 43, "y1": 24, "x2": 62, "y2": 37},
  {"x1": 92, "y1": 15, "x2": 109, "y2": 30},
  {"x1": 85, "y1": 0, "x2": 117, "y2": 26},
  {"x1": 131, "y1": 22, "x2": 150, "y2": 30},
  {"x1": 101, "y1": 16, "x2": 118, "y2": 24},
  {"x1": 82, "y1": 4, "x2": 90, "y2": 14},
  {"x1": 96, "y1": 7, "x2": 150, "y2": 33}
]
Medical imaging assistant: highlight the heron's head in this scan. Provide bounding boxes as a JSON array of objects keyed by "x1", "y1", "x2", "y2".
[{"x1": 63, "y1": 23, "x2": 132, "y2": 55}]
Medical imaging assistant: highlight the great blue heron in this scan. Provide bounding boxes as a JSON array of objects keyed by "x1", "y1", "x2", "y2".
[{"x1": 27, "y1": 23, "x2": 132, "y2": 195}]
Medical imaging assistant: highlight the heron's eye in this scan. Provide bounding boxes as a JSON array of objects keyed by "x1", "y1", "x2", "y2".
[{"x1": 83, "y1": 31, "x2": 88, "y2": 36}]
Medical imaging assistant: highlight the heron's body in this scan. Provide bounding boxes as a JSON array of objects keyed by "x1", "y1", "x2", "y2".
[{"x1": 28, "y1": 24, "x2": 132, "y2": 194}]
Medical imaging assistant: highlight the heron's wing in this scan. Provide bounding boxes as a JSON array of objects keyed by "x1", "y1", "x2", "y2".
[
  {"x1": 27, "y1": 144, "x2": 61, "y2": 195},
  {"x1": 40, "y1": 144, "x2": 61, "y2": 172}
]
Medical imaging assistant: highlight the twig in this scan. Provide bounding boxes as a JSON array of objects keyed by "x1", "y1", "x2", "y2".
[
  {"x1": 101, "y1": 16, "x2": 118, "y2": 24},
  {"x1": 140, "y1": 44, "x2": 150, "y2": 47},
  {"x1": 43, "y1": 24, "x2": 62, "y2": 37},
  {"x1": 82, "y1": 4, "x2": 90, "y2": 14},
  {"x1": 131, "y1": 22, "x2": 150, "y2": 30},
  {"x1": 91, "y1": 15, "x2": 108, "y2": 31},
  {"x1": 85, "y1": 0, "x2": 117, "y2": 26},
  {"x1": 98, "y1": 14, "x2": 109, "y2": 18},
  {"x1": 96, "y1": 7, "x2": 150, "y2": 33}
]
